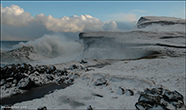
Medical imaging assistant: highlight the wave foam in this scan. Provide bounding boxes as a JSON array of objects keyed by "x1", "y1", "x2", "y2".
[{"x1": 2, "y1": 34, "x2": 84, "y2": 65}]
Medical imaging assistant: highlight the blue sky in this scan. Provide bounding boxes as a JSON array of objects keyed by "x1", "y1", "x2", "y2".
[
  {"x1": 2, "y1": 1, "x2": 185, "y2": 21},
  {"x1": 1, "y1": 1, "x2": 185, "y2": 41}
]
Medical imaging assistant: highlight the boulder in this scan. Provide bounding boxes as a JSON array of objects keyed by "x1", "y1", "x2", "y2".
[
  {"x1": 144, "y1": 88, "x2": 162, "y2": 96},
  {"x1": 80, "y1": 60, "x2": 88, "y2": 64},
  {"x1": 135, "y1": 102, "x2": 153, "y2": 110},
  {"x1": 87, "y1": 105, "x2": 93, "y2": 110},
  {"x1": 163, "y1": 90, "x2": 183, "y2": 102},
  {"x1": 94, "y1": 78, "x2": 107, "y2": 86},
  {"x1": 46, "y1": 75, "x2": 54, "y2": 80},
  {"x1": 17, "y1": 77, "x2": 35, "y2": 90},
  {"x1": 38, "y1": 106, "x2": 47, "y2": 110},
  {"x1": 135, "y1": 88, "x2": 185, "y2": 110}
]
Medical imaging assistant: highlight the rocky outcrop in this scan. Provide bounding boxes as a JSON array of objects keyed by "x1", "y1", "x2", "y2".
[
  {"x1": 0, "y1": 63, "x2": 88, "y2": 98},
  {"x1": 137, "y1": 16, "x2": 185, "y2": 29},
  {"x1": 135, "y1": 88, "x2": 185, "y2": 110}
]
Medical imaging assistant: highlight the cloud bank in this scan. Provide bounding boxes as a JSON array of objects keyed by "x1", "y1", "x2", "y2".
[{"x1": 1, "y1": 5, "x2": 136, "y2": 40}]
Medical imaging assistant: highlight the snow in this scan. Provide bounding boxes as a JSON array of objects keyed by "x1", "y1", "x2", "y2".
[
  {"x1": 10, "y1": 56, "x2": 185, "y2": 109},
  {"x1": 138, "y1": 16, "x2": 185, "y2": 25},
  {"x1": 1, "y1": 16, "x2": 186, "y2": 109}
]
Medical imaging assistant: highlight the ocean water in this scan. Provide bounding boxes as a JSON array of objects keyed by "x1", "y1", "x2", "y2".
[{"x1": 1, "y1": 41, "x2": 27, "y2": 52}]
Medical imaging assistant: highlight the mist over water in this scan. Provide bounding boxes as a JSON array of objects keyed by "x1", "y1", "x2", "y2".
[
  {"x1": 1, "y1": 32, "x2": 160, "y2": 66},
  {"x1": 1, "y1": 34, "x2": 84, "y2": 65}
]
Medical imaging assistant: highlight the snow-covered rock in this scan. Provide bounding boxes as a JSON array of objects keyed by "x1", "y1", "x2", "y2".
[{"x1": 137, "y1": 16, "x2": 185, "y2": 27}]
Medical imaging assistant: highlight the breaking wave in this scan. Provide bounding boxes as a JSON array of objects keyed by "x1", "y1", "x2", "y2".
[{"x1": 1, "y1": 34, "x2": 84, "y2": 65}]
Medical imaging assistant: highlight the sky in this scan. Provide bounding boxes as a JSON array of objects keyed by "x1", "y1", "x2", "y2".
[{"x1": 1, "y1": 1, "x2": 186, "y2": 41}]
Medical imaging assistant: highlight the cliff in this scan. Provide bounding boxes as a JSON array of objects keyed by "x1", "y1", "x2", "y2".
[{"x1": 137, "y1": 16, "x2": 185, "y2": 29}]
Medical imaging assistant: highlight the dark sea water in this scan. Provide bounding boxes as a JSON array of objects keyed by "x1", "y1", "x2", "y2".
[{"x1": 1, "y1": 41, "x2": 27, "y2": 52}]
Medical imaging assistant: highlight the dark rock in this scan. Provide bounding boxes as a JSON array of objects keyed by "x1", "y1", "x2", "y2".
[
  {"x1": 38, "y1": 106, "x2": 47, "y2": 110},
  {"x1": 12, "y1": 72, "x2": 26, "y2": 80},
  {"x1": 67, "y1": 78, "x2": 74, "y2": 84},
  {"x1": 56, "y1": 77, "x2": 67, "y2": 84},
  {"x1": 135, "y1": 88, "x2": 185, "y2": 110},
  {"x1": 17, "y1": 77, "x2": 35, "y2": 90},
  {"x1": 94, "y1": 78, "x2": 107, "y2": 86},
  {"x1": 6, "y1": 77, "x2": 14, "y2": 82},
  {"x1": 80, "y1": 60, "x2": 88, "y2": 64},
  {"x1": 46, "y1": 65, "x2": 56, "y2": 74},
  {"x1": 144, "y1": 88, "x2": 162, "y2": 96},
  {"x1": 163, "y1": 90, "x2": 183, "y2": 102},
  {"x1": 35, "y1": 65, "x2": 48, "y2": 74},
  {"x1": 69, "y1": 65, "x2": 78, "y2": 70},
  {"x1": 0, "y1": 79, "x2": 6, "y2": 86},
  {"x1": 138, "y1": 94, "x2": 161, "y2": 105},
  {"x1": 135, "y1": 102, "x2": 153, "y2": 110},
  {"x1": 46, "y1": 75, "x2": 54, "y2": 80},
  {"x1": 92, "y1": 93, "x2": 103, "y2": 98},
  {"x1": 57, "y1": 69, "x2": 68, "y2": 76},
  {"x1": 126, "y1": 89, "x2": 134, "y2": 96},
  {"x1": 87, "y1": 105, "x2": 93, "y2": 110},
  {"x1": 5, "y1": 82, "x2": 12, "y2": 88},
  {"x1": 2, "y1": 105, "x2": 12, "y2": 110},
  {"x1": 172, "y1": 100, "x2": 184, "y2": 109}
]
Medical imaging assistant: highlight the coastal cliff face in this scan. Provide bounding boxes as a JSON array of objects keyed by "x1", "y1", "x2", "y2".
[
  {"x1": 136, "y1": 16, "x2": 185, "y2": 29},
  {"x1": 78, "y1": 16, "x2": 185, "y2": 60}
]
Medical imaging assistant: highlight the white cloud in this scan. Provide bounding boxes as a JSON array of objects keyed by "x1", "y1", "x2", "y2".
[
  {"x1": 34, "y1": 14, "x2": 104, "y2": 32},
  {"x1": 103, "y1": 21, "x2": 118, "y2": 31},
  {"x1": 1, "y1": 5, "x2": 106, "y2": 33},
  {"x1": 1, "y1": 5, "x2": 33, "y2": 27},
  {"x1": 1, "y1": 5, "x2": 138, "y2": 40}
]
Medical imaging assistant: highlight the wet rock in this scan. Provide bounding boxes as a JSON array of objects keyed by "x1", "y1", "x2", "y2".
[
  {"x1": 46, "y1": 65, "x2": 56, "y2": 74},
  {"x1": 0, "y1": 79, "x2": 6, "y2": 86},
  {"x1": 46, "y1": 75, "x2": 54, "y2": 80},
  {"x1": 5, "y1": 82, "x2": 12, "y2": 88},
  {"x1": 12, "y1": 79, "x2": 17, "y2": 84},
  {"x1": 94, "y1": 78, "x2": 107, "y2": 86},
  {"x1": 12, "y1": 72, "x2": 26, "y2": 80},
  {"x1": 135, "y1": 88, "x2": 185, "y2": 110},
  {"x1": 69, "y1": 64, "x2": 78, "y2": 70},
  {"x1": 57, "y1": 69, "x2": 67, "y2": 76},
  {"x1": 6, "y1": 77, "x2": 14, "y2": 82},
  {"x1": 38, "y1": 106, "x2": 47, "y2": 110},
  {"x1": 138, "y1": 94, "x2": 161, "y2": 105},
  {"x1": 144, "y1": 88, "x2": 162, "y2": 96},
  {"x1": 17, "y1": 77, "x2": 35, "y2": 90},
  {"x1": 35, "y1": 65, "x2": 48, "y2": 74},
  {"x1": 2, "y1": 105, "x2": 12, "y2": 110},
  {"x1": 163, "y1": 90, "x2": 183, "y2": 102},
  {"x1": 66, "y1": 77, "x2": 74, "y2": 84},
  {"x1": 135, "y1": 102, "x2": 153, "y2": 110},
  {"x1": 56, "y1": 77, "x2": 67, "y2": 84},
  {"x1": 172, "y1": 100, "x2": 184, "y2": 109}
]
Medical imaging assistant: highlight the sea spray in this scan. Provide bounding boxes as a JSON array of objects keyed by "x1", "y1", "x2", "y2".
[
  {"x1": 15, "y1": 34, "x2": 84, "y2": 58},
  {"x1": 1, "y1": 34, "x2": 84, "y2": 65}
]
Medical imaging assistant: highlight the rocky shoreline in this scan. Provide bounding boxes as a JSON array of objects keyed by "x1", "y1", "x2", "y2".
[
  {"x1": 0, "y1": 62, "x2": 88, "y2": 100},
  {"x1": 1, "y1": 60, "x2": 185, "y2": 110}
]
